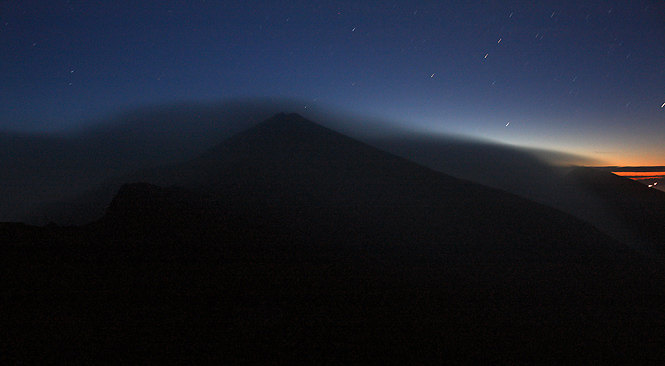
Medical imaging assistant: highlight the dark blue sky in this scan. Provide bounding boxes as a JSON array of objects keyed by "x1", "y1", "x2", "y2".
[{"x1": 2, "y1": 0, "x2": 664, "y2": 165}]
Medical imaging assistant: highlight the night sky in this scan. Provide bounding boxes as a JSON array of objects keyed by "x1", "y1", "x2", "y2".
[{"x1": 2, "y1": 0, "x2": 664, "y2": 166}]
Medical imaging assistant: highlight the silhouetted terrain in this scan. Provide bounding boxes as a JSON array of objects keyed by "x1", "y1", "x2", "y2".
[
  {"x1": 2, "y1": 113, "x2": 665, "y2": 363},
  {"x1": 368, "y1": 135, "x2": 665, "y2": 253}
]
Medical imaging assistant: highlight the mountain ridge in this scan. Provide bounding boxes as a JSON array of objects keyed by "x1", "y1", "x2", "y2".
[
  {"x1": 20, "y1": 113, "x2": 643, "y2": 254},
  {"x1": 3, "y1": 112, "x2": 665, "y2": 363},
  {"x1": 127, "y1": 113, "x2": 626, "y2": 252}
]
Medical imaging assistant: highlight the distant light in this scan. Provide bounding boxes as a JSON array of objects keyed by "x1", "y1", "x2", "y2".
[{"x1": 661, "y1": 102, "x2": 665, "y2": 108}]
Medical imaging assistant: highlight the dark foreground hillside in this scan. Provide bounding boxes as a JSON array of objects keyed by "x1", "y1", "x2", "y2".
[{"x1": 2, "y1": 114, "x2": 664, "y2": 364}]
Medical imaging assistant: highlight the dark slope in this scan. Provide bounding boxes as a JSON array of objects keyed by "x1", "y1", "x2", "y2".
[
  {"x1": 3, "y1": 114, "x2": 665, "y2": 364},
  {"x1": 568, "y1": 167, "x2": 665, "y2": 252},
  {"x1": 366, "y1": 134, "x2": 652, "y2": 253},
  {"x1": 130, "y1": 113, "x2": 619, "y2": 251}
]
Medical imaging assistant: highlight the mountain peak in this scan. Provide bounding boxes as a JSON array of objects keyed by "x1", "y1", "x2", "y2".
[
  {"x1": 270, "y1": 112, "x2": 302, "y2": 119},
  {"x1": 192, "y1": 111, "x2": 381, "y2": 168},
  {"x1": 259, "y1": 111, "x2": 321, "y2": 130}
]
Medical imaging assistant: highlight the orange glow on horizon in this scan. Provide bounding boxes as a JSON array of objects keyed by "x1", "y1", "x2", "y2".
[{"x1": 612, "y1": 172, "x2": 665, "y2": 179}]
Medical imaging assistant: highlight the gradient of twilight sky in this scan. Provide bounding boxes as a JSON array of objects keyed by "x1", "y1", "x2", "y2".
[{"x1": 2, "y1": 0, "x2": 664, "y2": 166}]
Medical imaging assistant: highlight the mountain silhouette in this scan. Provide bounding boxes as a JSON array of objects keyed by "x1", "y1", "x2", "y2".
[
  {"x1": 3, "y1": 113, "x2": 665, "y2": 364},
  {"x1": 95, "y1": 113, "x2": 627, "y2": 253},
  {"x1": 365, "y1": 133, "x2": 665, "y2": 254}
]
